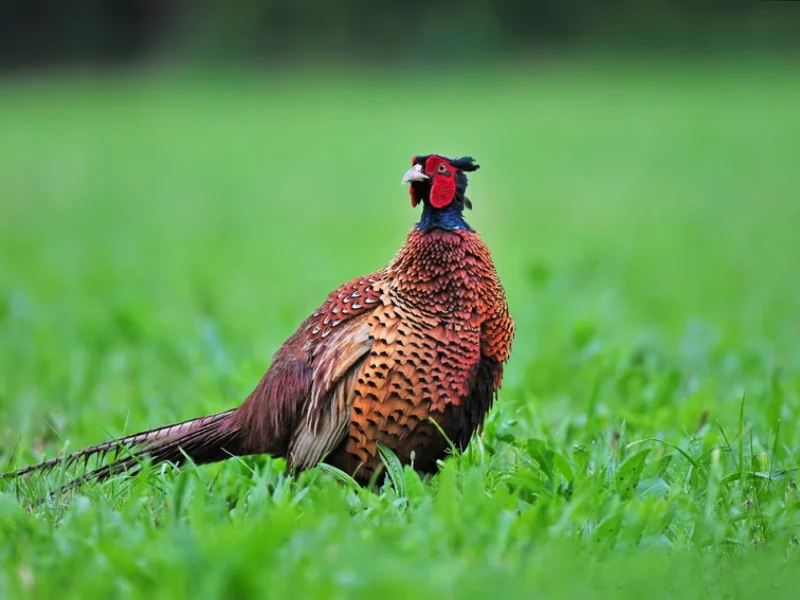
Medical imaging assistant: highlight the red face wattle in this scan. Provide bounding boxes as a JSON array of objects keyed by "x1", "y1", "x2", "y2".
[
  {"x1": 404, "y1": 155, "x2": 458, "y2": 209},
  {"x1": 422, "y1": 156, "x2": 457, "y2": 209}
]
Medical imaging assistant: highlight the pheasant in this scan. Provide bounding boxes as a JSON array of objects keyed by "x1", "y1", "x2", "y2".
[{"x1": 2, "y1": 154, "x2": 514, "y2": 490}]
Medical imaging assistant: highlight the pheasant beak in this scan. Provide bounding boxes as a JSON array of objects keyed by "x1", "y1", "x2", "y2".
[{"x1": 401, "y1": 164, "x2": 430, "y2": 185}]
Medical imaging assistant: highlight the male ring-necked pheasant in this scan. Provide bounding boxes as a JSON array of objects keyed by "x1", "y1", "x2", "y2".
[{"x1": 3, "y1": 154, "x2": 514, "y2": 489}]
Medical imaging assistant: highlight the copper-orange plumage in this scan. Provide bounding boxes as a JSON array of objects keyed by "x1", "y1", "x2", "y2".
[{"x1": 3, "y1": 154, "x2": 514, "y2": 489}]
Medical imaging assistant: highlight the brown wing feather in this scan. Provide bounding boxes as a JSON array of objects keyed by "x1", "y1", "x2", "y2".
[
  {"x1": 234, "y1": 273, "x2": 383, "y2": 462},
  {"x1": 287, "y1": 315, "x2": 373, "y2": 470}
]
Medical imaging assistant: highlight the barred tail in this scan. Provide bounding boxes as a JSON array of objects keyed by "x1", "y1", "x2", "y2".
[{"x1": 2, "y1": 409, "x2": 243, "y2": 491}]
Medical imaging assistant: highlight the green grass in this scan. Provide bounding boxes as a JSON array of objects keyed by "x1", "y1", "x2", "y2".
[{"x1": 1, "y1": 59, "x2": 800, "y2": 598}]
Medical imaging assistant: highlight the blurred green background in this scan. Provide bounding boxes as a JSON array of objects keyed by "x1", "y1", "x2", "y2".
[
  {"x1": 2, "y1": 0, "x2": 799, "y2": 67},
  {"x1": 2, "y1": 2, "x2": 800, "y2": 599}
]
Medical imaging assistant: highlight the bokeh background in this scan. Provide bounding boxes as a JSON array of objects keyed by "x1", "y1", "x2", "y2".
[
  {"x1": 2, "y1": 0, "x2": 800, "y2": 69},
  {"x1": 2, "y1": 2, "x2": 800, "y2": 598}
]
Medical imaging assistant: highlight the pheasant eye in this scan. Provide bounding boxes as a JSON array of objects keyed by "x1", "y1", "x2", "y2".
[{"x1": 437, "y1": 163, "x2": 447, "y2": 174}]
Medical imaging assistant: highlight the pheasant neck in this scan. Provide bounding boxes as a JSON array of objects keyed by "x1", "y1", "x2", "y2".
[
  {"x1": 416, "y1": 201, "x2": 472, "y2": 232},
  {"x1": 389, "y1": 228, "x2": 494, "y2": 318}
]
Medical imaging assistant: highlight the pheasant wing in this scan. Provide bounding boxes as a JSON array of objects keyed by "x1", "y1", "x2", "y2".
[
  {"x1": 235, "y1": 272, "x2": 383, "y2": 465},
  {"x1": 283, "y1": 273, "x2": 384, "y2": 470},
  {"x1": 287, "y1": 314, "x2": 373, "y2": 470}
]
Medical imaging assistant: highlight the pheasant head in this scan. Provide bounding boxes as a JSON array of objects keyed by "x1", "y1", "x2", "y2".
[{"x1": 401, "y1": 154, "x2": 480, "y2": 231}]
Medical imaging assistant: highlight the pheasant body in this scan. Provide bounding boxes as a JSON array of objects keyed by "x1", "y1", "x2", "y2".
[
  {"x1": 3, "y1": 154, "x2": 514, "y2": 491},
  {"x1": 317, "y1": 228, "x2": 510, "y2": 480}
]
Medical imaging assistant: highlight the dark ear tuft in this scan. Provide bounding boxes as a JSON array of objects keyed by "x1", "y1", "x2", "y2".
[{"x1": 450, "y1": 156, "x2": 480, "y2": 172}]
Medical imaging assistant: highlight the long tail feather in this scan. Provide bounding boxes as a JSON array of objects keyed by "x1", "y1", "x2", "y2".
[{"x1": 1, "y1": 409, "x2": 243, "y2": 490}]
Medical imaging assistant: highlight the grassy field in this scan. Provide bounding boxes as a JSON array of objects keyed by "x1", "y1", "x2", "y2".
[{"x1": 1, "y1": 59, "x2": 800, "y2": 598}]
